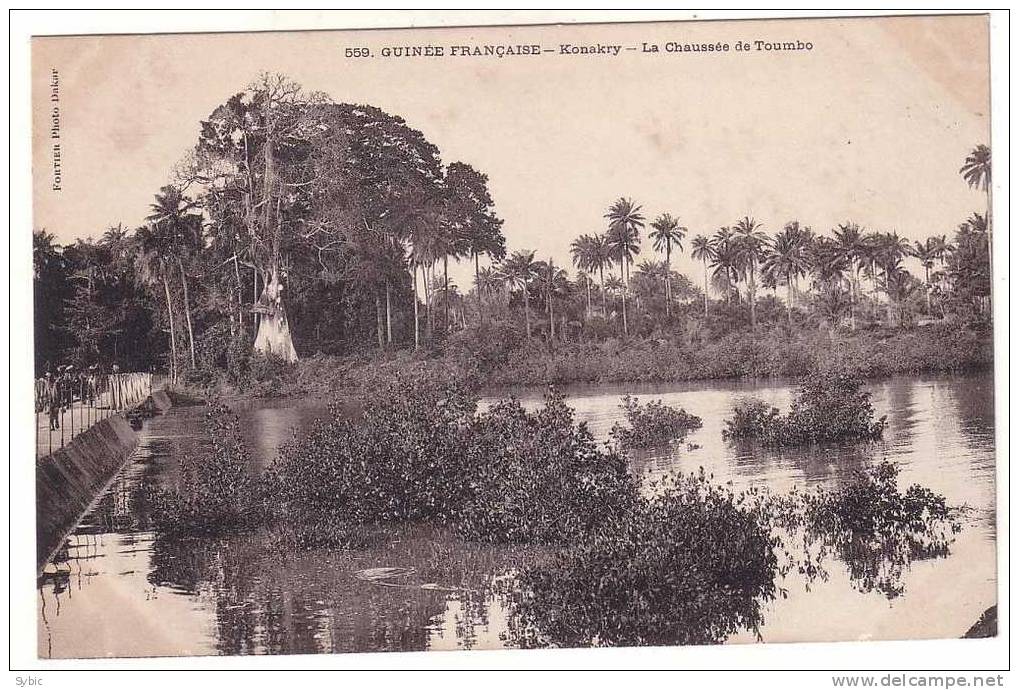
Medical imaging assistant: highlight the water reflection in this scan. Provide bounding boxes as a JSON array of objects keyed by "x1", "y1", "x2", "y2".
[
  {"x1": 144, "y1": 524, "x2": 547, "y2": 655},
  {"x1": 37, "y1": 373, "x2": 996, "y2": 657}
]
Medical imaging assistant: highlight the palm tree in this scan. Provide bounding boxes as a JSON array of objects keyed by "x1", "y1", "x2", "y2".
[
  {"x1": 500, "y1": 250, "x2": 539, "y2": 338},
  {"x1": 604, "y1": 275, "x2": 625, "y2": 317},
  {"x1": 859, "y1": 232, "x2": 884, "y2": 319},
  {"x1": 761, "y1": 223, "x2": 809, "y2": 325},
  {"x1": 911, "y1": 237, "x2": 943, "y2": 316},
  {"x1": 590, "y1": 233, "x2": 613, "y2": 317},
  {"x1": 146, "y1": 185, "x2": 202, "y2": 368},
  {"x1": 570, "y1": 234, "x2": 597, "y2": 318},
  {"x1": 960, "y1": 145, "x2": 992, "y2": 278},
  {"x1": 432, "y1": 221, "x2": 463, "y2": 335},
  {"x1": 709, "y1": 228, "x2": 739, "y2": 305},
  {"x1": 133, "y1": 224, "x2": 179, "y2": 382},
  {"x1": 536, "y1": 257, "x2": 569, "y2": 340},
  {"x1": 690, "y1": 234, "x2": 714, "y2": 317},
  {"x1": 475, "y1": 266, "x2": 502, "y2": 303},
  {"x1": 733, "y1": 216, "x2": 768, "y2": 331},
  {"x1": 833, "y1": 222, "x2": 867, "y2": 330},
  {"x1": 649, "y1": 213, "x2": 687, "y2": 317},
  {"x1": 605, "y1": 198, "x2": 645, "y2": 336},
  {"x1": 874, "y1": 232, "x2": 912, "y2": 326}
]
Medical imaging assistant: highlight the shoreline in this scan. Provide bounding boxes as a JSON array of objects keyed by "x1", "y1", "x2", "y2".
[{"x1": 192, "y1": 357, "x2": 994, "y2": 405}]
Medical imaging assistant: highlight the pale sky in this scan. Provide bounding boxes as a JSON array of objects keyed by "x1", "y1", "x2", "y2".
[{"x1": 31, "y1": 14, "x2": 990, "y2": 288}]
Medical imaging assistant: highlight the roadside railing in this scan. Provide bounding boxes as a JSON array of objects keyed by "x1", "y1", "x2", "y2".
[{"x1": 35, "y1": 372, "x2": 156, "y2": 459}]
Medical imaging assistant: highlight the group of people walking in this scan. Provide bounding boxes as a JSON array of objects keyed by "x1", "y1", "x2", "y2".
[{"x1": 36, "y1": 363, "x2": 124, "y2": 430}]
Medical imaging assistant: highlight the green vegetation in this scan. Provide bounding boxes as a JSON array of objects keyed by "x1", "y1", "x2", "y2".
[
  {"x1": 723, "y1": 368, "x2": 886, "y2": 446},
  {"x1": 147, "y1": 369, "x2": 962, "y2": 645},
  {"x1": 152, "y1": 370, "x2": 640, "y2": 546},
  {"x1": 512, "y1": 471, "x2": 779, "y2": 647},
  {"x1": 33, "y1": 70, "x2": 991, "y2": 389},
  {"x1": 610, "y1": 395, "x2": 702, "y2": 449},
  {"x1": 180, "y1": 320, "x2": 991, "y2": 400},
  {"x1": 149, "y1": 403, "x2": 264, "y2": 533},
  {"x1": 784, "y1": 462, "x2": 961, "y2": 598}
]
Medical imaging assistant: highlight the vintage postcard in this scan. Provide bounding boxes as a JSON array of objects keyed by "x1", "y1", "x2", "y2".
[{"x1": 25, "y1": 12, "x2": 1000, "y2": 665}]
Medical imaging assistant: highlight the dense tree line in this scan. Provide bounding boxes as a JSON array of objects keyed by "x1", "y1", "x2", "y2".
[{"x1": 32, "y1": 72, "x2": 992, "y2": 377}]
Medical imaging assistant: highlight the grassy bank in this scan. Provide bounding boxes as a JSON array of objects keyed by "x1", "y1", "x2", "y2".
[
  {"x1": 470, "y1": 323, "x2": 993, "y2": 387},
  {"x1": 184, "y1": 322, "x2": 993, "y2": 402}
]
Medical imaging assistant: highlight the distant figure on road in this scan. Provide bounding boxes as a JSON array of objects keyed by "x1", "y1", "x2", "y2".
[
  {"x1": 45, "y1": 371, "x2": 60, "y2": 430},
  {"x1": 111, "y1": 363, "x2": 121, "y2": 409},
  {"x1": 86, "y1": 363, "x2": 100, "y2": 406}
]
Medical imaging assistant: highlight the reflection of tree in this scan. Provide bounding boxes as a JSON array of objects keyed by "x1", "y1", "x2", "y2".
[
  {"x1": 790, "y1": 462, "x2": 960, "y2": 600},
  {"x1": 725, "y1": 435, "x2": 876, "y2": 488},
  {"x1": 942, "y1": 374, "x2": 996, "y2": 454},
  {"x1": 820, "y1": 531, "x2": 950, "y2": 599},
  {"x1": 882, "y1": 379, "x2": 917, "y2": 443},
  {"x1": 145, "y1": 524, "x2": 547, "y2": 655}
]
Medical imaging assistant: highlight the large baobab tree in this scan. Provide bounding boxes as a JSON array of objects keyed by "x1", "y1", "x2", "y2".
[{"x1": 195, "y1": 73, "x2": 330, "y2": 361}]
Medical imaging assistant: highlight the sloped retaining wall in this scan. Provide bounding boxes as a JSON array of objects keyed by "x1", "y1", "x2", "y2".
[{"x1": 36, "y1": 390, "x2": 174, "y2": 569}]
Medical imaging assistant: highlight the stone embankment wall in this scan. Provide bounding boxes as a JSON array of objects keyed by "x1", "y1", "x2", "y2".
[{"x1": 36, "y1": 390, "x2": 172, "y2": 568}]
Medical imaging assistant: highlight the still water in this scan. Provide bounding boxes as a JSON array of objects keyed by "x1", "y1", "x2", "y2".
[{"x1": 37, "y1": 374, "x2": 996, "y2": 657}]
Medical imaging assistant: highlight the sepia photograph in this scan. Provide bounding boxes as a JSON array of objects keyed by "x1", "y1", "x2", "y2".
[{"x1": 13, "y1": 9, "x2": 1006, "y2": 673}]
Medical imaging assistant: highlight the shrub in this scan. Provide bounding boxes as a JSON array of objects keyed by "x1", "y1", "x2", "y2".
[
  {"x1": 610, "y1": 395, "x2": 702, "y2": 448},
  {"x1": 724, "y1": 397, "x2": 782, "y2": 439},
  {"x1": 510, "y1": 470, "x2": 779, "y2": 647},
  {"x1": 148, "y1": 404, "x2": 265, "y2": 533},
  {"x1": 264, "y1": 367, "x2": 479, "y2": 525},
  {"x1": 442, "y1": 319, "x2": 521, "y2": 375},
  {"x1": 266, "y1": 375, "x2": 640, "y2": 545},
  {"x1": 245, "y1": 351, "x2": 296, "y2": 395},
  {"x1": 456, "y1": 390, "x2": 640, "y2": 544},
  {"x1": 148, "y1": 376, "x2": 962, "y2": 644},
  {"x1": 800, "y1": 462, "x2": 961, "y2": 597},
  {"x1": 724, "y1": 367, "x2": 886, "y2": 446}
]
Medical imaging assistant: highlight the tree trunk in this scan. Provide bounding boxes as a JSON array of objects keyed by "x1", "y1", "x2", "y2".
[
  {"x1": 385, "y1": 281, "x2": 393, "y2": 345},
  {"x1": 253, "y1": 267, "x2": 259, "y2": 332},
  {"x1": 665, "y1": 244, "x2": 672, "y2": 318},
  {"x1": 232, "y1": 254, "x2": 243, "y2": 334},
  {"x1": 986, "y1": 187, "x2": 993, "y2": 295},
  {"x1": 786, "y1": 279, "x2": 793, "y2": 326},
  {"x1": 413, "y1": 264, "x2": 420, "y2": 349},
  {"x1": 548, "y1": 285, "x2": 555, "y2": 340},
  {"x1": 599, "y1": 266, "x2": 606, "y2": 317},
  {"x1": 703, "y1": 260, "x2": 709, "y2": 317},
  {"x1": 161, "y1": 275, "x2": 178, "y2": 383},
  {"x1": 475, "y1": 252, "x2": 483, "y2": 324},
  {"x1": 620, "y1": 253, "x2": 628, "y2": 336},
  {"x1": 925, "y1": 266, "x2": 932, "y2": 315},
  {"x1": 849, "y1": 283, "x2": 857, "y2": 331},
  {"x1": 585, "y1": 274, "x2": 592, "y2": 319},
  {"x1": 523, "y1": 288, "x2": 531, "y2": 338},
  {"x1": 884, "y1": 270, "x2": 895, "y2": 327},
  {"x1": 748, "y1": 262, "x2": 757, "y2": 331},
  {"x1": 443, "y1": 254, "x2": 450, "y2": 333},
  {"x1": 177, "y1": 257, "x2": 196, "y2": 368},
  {"x1": 423, "y1": 263, "x2": 432, "y2": 341}
]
